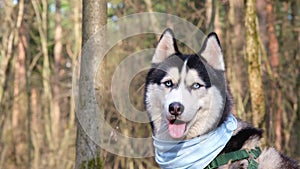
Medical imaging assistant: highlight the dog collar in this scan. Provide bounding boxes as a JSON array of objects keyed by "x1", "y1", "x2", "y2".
[{"x1": 153, "y1": 113, "x2": 237, "y2": 169}]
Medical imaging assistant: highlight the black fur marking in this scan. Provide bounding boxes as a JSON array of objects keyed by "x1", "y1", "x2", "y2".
[
  {"x1": 186, "y1": 55, "x2": 211, "y2": 88},
  {"x1": 146, "y1": 54, "x2": 187, "y2": 86},
  {"x1": 145, "y1": 67, "x2": 166, "y2": 85},
  {"x1": 149, "y1": 121, "x2": 155, "y2": 134},
  {"x1": 221, "y1": 127, "x2": 263, "y2": 153}
]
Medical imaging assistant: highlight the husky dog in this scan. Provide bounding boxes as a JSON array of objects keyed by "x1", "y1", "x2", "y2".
[{"x1": 144, "y1": 29, "x2": 299, "y2": 169}]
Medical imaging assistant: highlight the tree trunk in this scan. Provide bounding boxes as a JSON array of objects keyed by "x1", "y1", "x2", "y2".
[
  {"x1": 206, "y1": 0, "x2": 215, "y2": 33},
  {"x1": 13, "y1": 0, "x2": 27, "y2": 166},
  {"x1": 53, "y1": 0, "x2": 62, "y2": 145},
  {"x1": 69, "y1": 0, "x2": 82, "y2": 128},
  {"x1": 245, "y1": 0, "x2": 266, "y2": 132},
  {"x1": 266, "y1": 2, "x2": 279, "y2": 68},
  {"x1": 31, "y1": 87, "x2": 40, "y2": 169},
  {"x1": 32, "y1": 0, "x2": 56, "y2": 165},
  {"x1": 213, "y1": 1, "x2": 222, "y2": 37},
  {"x1": 266, "y1": 0, "x2": 281, "y2": 150},
  {"x1": 19, "y1": 2, "x2": 33, "y2": 168},
  {"x1": 75, "y1": 0, "x2": 107, "y2": 168}
]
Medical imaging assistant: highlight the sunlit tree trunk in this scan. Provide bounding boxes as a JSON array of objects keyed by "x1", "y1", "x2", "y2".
[
  {"x1": 31, "y1": 0, "x2": 55, "y2": 166},
  {"x1": 0, "y1": 1, "x2": 25, "y2": 167},
  {"x1": 245, "y1": 0, "x2": 266, "y2": 134},
  {"x1": 13, "y1": 0, "x2": 26, "y2": 136},
  {"x1": 266, "y1": 2, "x2": 279, "y2": 68},
  {"x1": 0, "y1": 1, "x2": 15, "y2": 108},
  {"x1": 213, "y1": 1, "x2": 222, "y2": 37},
  {"x1": 69, "y1": 0, "x2": 81, "y2": 128},
  {"x1": 53, "y1": 0, "x2": 62, "y2": 145},
  {"x1": 266, "y1": 0, "x2": 281, "y2": 151},
  {"x1": 31, "y1": 87, "x2": 40, "y2": 169},
  {"x1": 75, "y1": 0, "x2": 107, "y2": 168},
  {"x1": 13, "y1": 0, "x2": 28, "y2": 166},
  {"x1": 205, "y1": 0, "x2": 215, "y2": 33}
]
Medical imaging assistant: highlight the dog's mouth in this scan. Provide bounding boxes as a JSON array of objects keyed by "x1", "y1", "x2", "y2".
[
  {"x1": 168, "y1": 118, "x2": 187, "y2": 139},
  {"x1": 169, "y1": 118, "x2": 185, "y2": 124}
]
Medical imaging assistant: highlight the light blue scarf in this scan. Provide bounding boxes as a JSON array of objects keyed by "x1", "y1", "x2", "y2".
[{"x1": 153, "y1": 113, "x2": 237, "y2": 169}]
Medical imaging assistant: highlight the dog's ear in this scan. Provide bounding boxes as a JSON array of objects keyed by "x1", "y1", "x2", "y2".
[
  {"x1": 199, "y1": 32, "x2": 225, "y2": 71},
  {"x1": 152, "y1": 28, "x2": 179, "y2": 64}
]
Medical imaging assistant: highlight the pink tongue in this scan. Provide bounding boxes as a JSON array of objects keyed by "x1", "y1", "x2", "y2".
[{"x1": 168, "y1": 123, "x2": 186, "y2": 138}]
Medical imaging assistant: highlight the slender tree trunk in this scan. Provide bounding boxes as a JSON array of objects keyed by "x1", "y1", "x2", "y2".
[
  {"x1": 145, "y1": 0, "x2": 160, "y2": 35},
  {"x1": 19, "y1": 2, "x2": 33, "y2": 168},
  {"x1": 69, "y1": 0, "x2": 81, "y2": 128},
  {"x1": 41, "y1": 0, "x2": 55, "y2": 155},
  {"x1": 213, "y1": 1, "x2": 222, "y2": 37},
  {"x1": 32, "y1": 0, "x2": 55, "y2": 165},
  {"x1": 25, "y1": 41, "x2": 32, "y2": 169},
  {"x1": 13, "y1": 0, "x2": 26, "y2": 133},
  {"x1": 206, "y1": 0, "x2": 215, "y2": 33},
  {"x1": 224, "y1": 1, "x2": 245, "y2": 120},
  {"x1": 245, "y1": 0, "x2": 266, "y2": 132},
  {"x1": 53, "y1": 0, "x2": 62, "y2": 145},
  {"x1": 266, "y1": 0, "x2": 279, "y2": 69},
  {"x1": 75, "y1": 0, "x2": 107, "y2": 168},
  {"x1": 0, "y1": 2, "x2": 17, "y2": 167},
  {"x1": 266, "y1": 0, "x2": 281, "y2": 150},
  {"x1": 13, "y1": 0, "x2": 27, "y2": 166},
  {"x1": 31, "y1": 88, "x2": 38, "y2": 169}
]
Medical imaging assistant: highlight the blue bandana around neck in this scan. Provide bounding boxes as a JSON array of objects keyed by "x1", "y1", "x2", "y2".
[{"x1": 153, "y1": 113, "x2": 237, "y2": 169}]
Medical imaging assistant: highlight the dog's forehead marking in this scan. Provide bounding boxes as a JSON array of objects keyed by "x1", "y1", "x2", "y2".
[
  {"x1": 161, "y1": 58, "x2": 206, "y2": 86},
  {"x1": 185, "y1": 69, "x2": 205, "y2": 85},
  {"x1": 157, "y1": 54, "x2": 211, "y2": 87},
  {"x1": 179, "y1": 60, "x2": 188, "y2": 85},
  {"x1": 186, "y1": 55, "x2": 212, "y2": 87}
]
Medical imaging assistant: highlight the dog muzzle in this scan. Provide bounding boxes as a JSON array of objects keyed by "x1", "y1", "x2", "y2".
[{"x1": 152, "y1": 113, "x2": 237, "y2": 169}]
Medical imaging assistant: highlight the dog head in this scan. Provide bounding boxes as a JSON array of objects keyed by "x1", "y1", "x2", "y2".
[{"x1": 145, "y1": 29, "x2": 231, "y2": 140}]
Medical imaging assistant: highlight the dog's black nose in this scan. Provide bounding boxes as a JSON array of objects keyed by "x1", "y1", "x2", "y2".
[{"x1": 169, "y1": 102, "x2": 184, "y2": 116}]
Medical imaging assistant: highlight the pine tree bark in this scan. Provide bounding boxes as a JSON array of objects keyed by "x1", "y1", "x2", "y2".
[
  {"x1": 245, "y1": 0, "x2": 266, "y2": 131},
  {"x1": 75, "y1": 0, "x2": 107, "y2": 168}
]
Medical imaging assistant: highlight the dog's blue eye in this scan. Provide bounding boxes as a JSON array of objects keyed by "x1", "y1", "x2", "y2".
[
  {"x1": 191, "y1": 83, "x2": 203, "y2": 89},
  {"x1": 164, "y1": 80, "x2": 173, "y2": 88}
]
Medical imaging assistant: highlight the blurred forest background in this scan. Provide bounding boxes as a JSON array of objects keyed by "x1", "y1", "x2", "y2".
[{"x1": 0, "y1": 0, "x2": 299, "y2": 168}]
